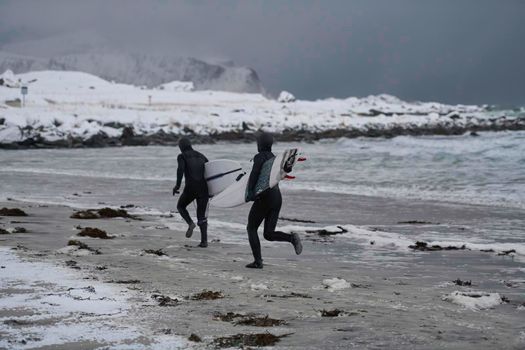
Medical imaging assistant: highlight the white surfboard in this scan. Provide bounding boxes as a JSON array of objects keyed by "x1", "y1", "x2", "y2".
[
  {"x1": 210, "y1": 149, "x2": 300, "y2": 208},
  {"x1": 205, "y1": 159, "x2": 244, "y2": 196}
]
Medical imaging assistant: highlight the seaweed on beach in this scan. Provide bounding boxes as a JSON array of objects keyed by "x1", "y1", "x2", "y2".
[
  {"x1": 143, "y1": 248, "x2": 167, "y2": 256},
  {"x1": 398, "y1": 220, "x2": 438, "y2": 225},
  {"x1": 306, "y1": 225, "x2": 348, "y2": 236},
  {"x1": 236, "y1": 316, "x2": 287, "y2": 327},
  {"x1": 191, "y1": 290, "x2": 224, "y2": 300},
  {"x1": 188, "y1": 333, "x2": 202, "y2": 342},
  {"x1": 151, "y1": 294, "x2": 179, "y2": 306},
  {"x1": 320, "y1": 309, "x2": 346, "y2": 317},
  {"x1": 263, "y1": 292, "x2": 312, "y2": 299},
  {"x1": 498, "y1": 249, "x2": 516, "y2": 256},
  {"x1": 67, "y1": 240, "x2": 101, "y2": 254},
  {"x1": 109, "y1": 279, "x2": 141, "y2": 284},
  {"x1": 214, "y1": 312, "x2": 287, "y2": 327},
  {"x1": 77, "y1": 227, "x2": 114, "y2": 239},
  {"x1": 409, "y1": 241, "x2": 466, "y2": 251},
  {"x1": 453, "y1": 279, "x2": 472, "y2": 286},
  {"x1": 70, "y1": 207, "x2": 139, "y2": 220},
  {"x1": 0, "y1": 228, "x2": 10, "y2": 234},
  {"x1": 12, "y1": 227, "x2": 27, "y2": 233},
  {"x1": 279, "y1": 217, "x2": 316, "y2": 224},
  {"x1": 213, "y1": 332, "x2": 289, "y2": 348},
  {"x1": 98, "y1": 207, "x2": 134, "y2": 218},
  {"x1": 0, "y1": 208, "x2": 28, "y2": 216},
  {"x1": 65, "y1": 260, "x2": 80, "y2": 269}
]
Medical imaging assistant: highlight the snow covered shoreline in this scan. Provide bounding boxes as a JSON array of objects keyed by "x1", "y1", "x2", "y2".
[{"x1": 1, "y1": 70, "x2": 524, "y2": 149}]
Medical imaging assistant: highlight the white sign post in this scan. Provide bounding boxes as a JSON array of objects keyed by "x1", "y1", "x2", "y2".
[{"x1": 21, "y1": 85, "x2": 28, "y2": 107}]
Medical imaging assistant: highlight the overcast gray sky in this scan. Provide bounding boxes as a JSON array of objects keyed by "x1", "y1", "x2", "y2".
[{"x1": 1, "y1": 0, "x2": 524, "y2": 106}]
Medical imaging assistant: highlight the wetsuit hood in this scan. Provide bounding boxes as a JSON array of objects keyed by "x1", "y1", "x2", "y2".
[
  {"x1": 179, "y1": 137, "x2": 193, "y2": 152},
  {"x1": 257, "y1": 132, "x2": 273, "y2": 152}
]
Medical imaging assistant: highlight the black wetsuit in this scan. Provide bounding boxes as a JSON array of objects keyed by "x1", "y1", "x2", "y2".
[
  {"x1": 246, "y1": 134, "x2": 293, "y2": 264},
  {"x1": 174, "y1": 138, "x2": 209, "y2": 244}
]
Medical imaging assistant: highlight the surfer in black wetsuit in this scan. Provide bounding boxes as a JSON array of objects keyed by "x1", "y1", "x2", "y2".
[
  {"x1": 245, "y1": 132, "x2": 302, "y2": 269},
  {"x1": 172, "y1": 138, "x2": 209, "y2": 247}
]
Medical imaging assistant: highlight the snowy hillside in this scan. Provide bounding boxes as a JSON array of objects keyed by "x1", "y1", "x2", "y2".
[
  {"x1": 0, "y1": 70, "x2": 523, "y2": 148},
  {"x1": 0, "y1": 51, "x2": 263, "y2": 93}
]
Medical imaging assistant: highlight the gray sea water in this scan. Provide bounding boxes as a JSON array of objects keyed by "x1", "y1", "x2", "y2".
[{"x1": 1, "y1": 131, "x2": 524, "y2": 208}]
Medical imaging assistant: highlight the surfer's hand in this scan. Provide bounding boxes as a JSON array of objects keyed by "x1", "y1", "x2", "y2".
[{"x1": 172, "y1": 186, "x2": 180, "y2": 195}]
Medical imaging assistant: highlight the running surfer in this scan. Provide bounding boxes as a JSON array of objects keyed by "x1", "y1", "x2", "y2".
[
  {"x1": 245, "y1": 132, "x2": 303, "y2": 269},
  {"x1": 172, "y1": 137, "x2": 209, "y2": 247}
]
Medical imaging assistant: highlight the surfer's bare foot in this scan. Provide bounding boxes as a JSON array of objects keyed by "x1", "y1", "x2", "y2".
[
  {"x1": 197, "y1": 242, "x2": 208, "y2": 248},
  {"x1": 292, "y1": 233, "x2": 303, "y2": 255},
  {"x1": 246, "y1": 261, "x2": 263, "y2": 269},
  {"x1": 185, "y1": 223, "x2": 196, "y2": 238}
]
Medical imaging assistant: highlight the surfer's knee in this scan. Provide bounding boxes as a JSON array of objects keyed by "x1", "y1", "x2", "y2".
[{"x1": 263, "y1": 230, "x2": 274, "y2": 241}]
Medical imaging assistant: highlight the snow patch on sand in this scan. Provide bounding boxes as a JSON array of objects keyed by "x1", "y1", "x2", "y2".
[
  {"x1": 322, "y1": 278, "x2": 350, "y2": 292},
  {"x1": 442, "y1": 291, "x2": 503, "y2": 310},
  {"x1": 250, "y1": 283, "x2": 269, "y2": 291},
  {"x1": 0, "y1": 247, "x2": 189, "y2": 349}
]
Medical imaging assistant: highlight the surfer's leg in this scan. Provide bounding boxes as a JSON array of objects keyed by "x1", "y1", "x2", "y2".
[
  {"x1": 177, "y1": 190, "x2": 193, "y2": 224},
  {"x1": 262, "y1": 195, "x2": 303, "y2": 255},
  {"x1": 196, "y1": 196, "x2": 209, "y2": 247},
  {"x1": 262, "y1": 204, "x2": 292, "y2": 243},
  {"x1": 246, "y1": 200, "x2": 266, "y2": 267},
  {"x1": 177, "y1": 190, "x2": 196, "y2": 237}
]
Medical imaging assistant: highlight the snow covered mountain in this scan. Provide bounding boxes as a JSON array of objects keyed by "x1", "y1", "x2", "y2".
[{"x1": 0, "y1": 51, "x2": 263, "y2": 93}]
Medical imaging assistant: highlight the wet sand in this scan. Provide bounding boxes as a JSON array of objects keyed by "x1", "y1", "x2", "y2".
[{"x1": 1, "y1": 194, "x2": 524, "y2": 349}]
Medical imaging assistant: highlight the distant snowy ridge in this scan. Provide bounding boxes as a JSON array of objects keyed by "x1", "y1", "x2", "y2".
[
  {"x1": 0, "y1": 70, "x2": 524, "y2": 148},
  {"x1": 0, "y1": 51, "x2": 263, "y2": 93}
]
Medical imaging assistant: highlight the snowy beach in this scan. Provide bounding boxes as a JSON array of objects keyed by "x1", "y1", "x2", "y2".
[{"x1": 1, "y1": 136, "x2": 524, "y2": 349}]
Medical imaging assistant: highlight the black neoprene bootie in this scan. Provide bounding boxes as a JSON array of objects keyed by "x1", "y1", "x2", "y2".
[
  {"x1": 245, "y1": 261, "x2": 264, "y2": 269},
  {"x1": 186, "y1": 222, "x2": 196, "y2": 238},
  {"x1": 292, "y1": 232, "x2": 303, "y2": 255},
  {"x1": 198, "y1": 221, "x2": 207, "y2": 247}
]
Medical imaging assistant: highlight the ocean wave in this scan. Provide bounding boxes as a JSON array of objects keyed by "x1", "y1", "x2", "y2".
[
  {"x1": 282, "y1": 182, "x2": 525, "y2": 210},
  {"x1": 0, "y1": 167, "x2": 174, "y2": 182}
]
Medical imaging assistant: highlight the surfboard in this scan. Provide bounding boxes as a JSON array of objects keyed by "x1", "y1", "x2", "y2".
[
  {"x1": 205, "y1": 159, "x2": 244, "y2": 196},
  {"x1": 210, "y1": 148, "x2": 300, "y2": 208}
]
